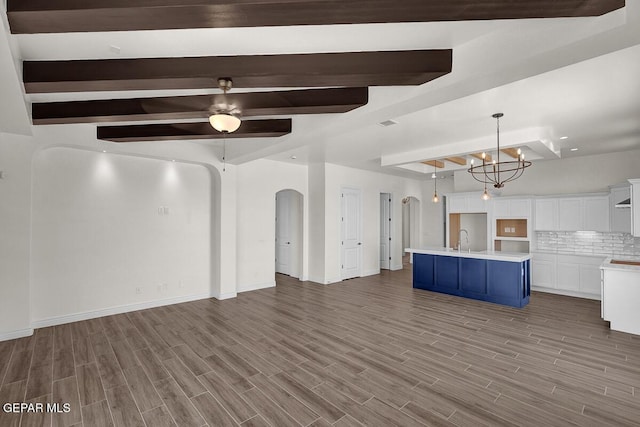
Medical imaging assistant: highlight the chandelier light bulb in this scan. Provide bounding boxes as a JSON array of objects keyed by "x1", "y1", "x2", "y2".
[
  {"x1": 481, "y1": 152, "x2": 486, "y2": 160},
  {"x1": 482, "y1": 188, "x2": 490, "y2": 200},
  {"x1": 433, "y1": 192, "x2": 439, "y2": 203}
]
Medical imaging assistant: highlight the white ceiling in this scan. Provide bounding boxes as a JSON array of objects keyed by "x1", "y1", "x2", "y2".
[{"x1": 3, "y1": 1, "x2": 640, "y2": 178}]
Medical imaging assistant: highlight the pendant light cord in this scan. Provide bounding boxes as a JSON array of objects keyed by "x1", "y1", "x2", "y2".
[{"x1": 222, "y1": 132, "x2": 227, "y2": 172}]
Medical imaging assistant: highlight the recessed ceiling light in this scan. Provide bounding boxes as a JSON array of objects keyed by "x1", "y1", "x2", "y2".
[
  {"x1": 102, "y1": 150, "x2": 106, "y2": 153},
  {"x1": 172, "y1": 159, "x2": 176, "y2": 162},
  {"x1": 570, "y1": 148, "x2": 578, "y2": 151},
  {"x1": 379, "y1": 119, "x2": 398, "y2": 127},
  {"x1": 560, "y1": 136, "x2": 569, "y2": 140},
  {"x1": 290, "y1": 155, "x2": 297, "y2": 160}
]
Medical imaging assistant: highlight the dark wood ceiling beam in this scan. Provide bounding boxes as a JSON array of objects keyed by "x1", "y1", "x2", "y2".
[
  {"x1": 98, "y1": 119, "x2": 292, "y2": 142},
  {"x1": 23, "y1": 50, "x2": 452, "y2": 94},
  {"x1": 32, "y1": 87, "x2": 368, "y2": 125},
  {"x1": 7, "y1": 0, "x2": 625, "y2": 34}
]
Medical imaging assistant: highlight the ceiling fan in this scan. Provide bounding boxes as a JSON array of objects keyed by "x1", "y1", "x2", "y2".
[{"x1": 208, "y1": 77, "x2": 242, "y2": 133}]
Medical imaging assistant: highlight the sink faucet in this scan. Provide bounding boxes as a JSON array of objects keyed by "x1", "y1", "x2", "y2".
[{"x1": 458, "y1": 229, "x2": 470, "y2": 253}]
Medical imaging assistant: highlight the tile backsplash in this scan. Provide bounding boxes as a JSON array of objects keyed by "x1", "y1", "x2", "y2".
[{"x1": 536, "y1": 231, "x2": 640, "y2": 257}]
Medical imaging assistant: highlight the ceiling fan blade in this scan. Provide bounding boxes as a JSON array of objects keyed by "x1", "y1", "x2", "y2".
[
  {"x1": 32, "y1": 87, "x2": 368, "y2": 125},
  {"x1": 97, "y1": 119, "x2": 292, "y2": 142}
]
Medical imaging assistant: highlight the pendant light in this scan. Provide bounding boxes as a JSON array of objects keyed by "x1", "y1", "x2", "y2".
[
  {"x1": 468, "y1": 113, "x2": 531, "y2": 188},
  {"x1": 432, "y1": 164, "x2": 439, "y2": 203}
]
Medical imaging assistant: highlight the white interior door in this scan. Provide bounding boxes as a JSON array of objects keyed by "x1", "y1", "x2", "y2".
[
  {"x1": 275, "y1": 192, "x2": 291, "y2": 275},
  {"x1": 380, "y1": 193, "x2": 391, "y2": 270},
  {"x1": 341, "y1": 187, "x2": 362, "y2": 280}
]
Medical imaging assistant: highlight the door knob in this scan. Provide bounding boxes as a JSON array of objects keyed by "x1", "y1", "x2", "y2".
[
  {"x1": 357, "y1": 242, "x2": 362, "y2": 245},
  {"x1": 286, "y1": 242, "x2": 291, "y2": 244}
]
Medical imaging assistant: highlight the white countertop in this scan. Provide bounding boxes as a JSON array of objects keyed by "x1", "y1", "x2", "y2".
[
  {"x1": 600, "y1": 257, "x2": 640, "y2": 271},
  {"x1": 406, "y1": 247, "x2": 531, "y2": 262}
]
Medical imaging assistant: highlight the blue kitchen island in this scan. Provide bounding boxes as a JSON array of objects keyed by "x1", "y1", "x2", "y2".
[{"x1": 407, "y1": 248, "x2": 531, "y2": 308}]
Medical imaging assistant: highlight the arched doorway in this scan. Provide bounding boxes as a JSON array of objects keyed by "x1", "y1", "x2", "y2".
[
  {"x1": 402, "y1": 196, "x2": 421, "y2": 257},
  {"x1": 275, "y1": 189, "x2": 304, "y2": 279}
]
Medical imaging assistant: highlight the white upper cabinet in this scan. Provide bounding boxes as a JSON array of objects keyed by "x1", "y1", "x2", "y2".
[
  {"x1": 630, "y1": 179, "x2": 640, "y2": 237},
  {"x1": 448, "y1": 195, "x2": 467, "y2": 213},
  {"x1": 493, "y1": 198, "x2": 531, "y2": 219},
  {"x1": 558, "y1": 198, "x2": 584, "y2": 231},
  {"x1": 535, "y1": 195, "x2": 610, "y2": 232},
  {"x1": 583, "y1": 196, "x2": 610, "y2": 232},
  {"x1": 509, "y1": 199, "x2": 532, "y2": 218},
  {"x1": 534, "y1": 199, "x2": 558, "y2": 230},
  {"x1": 610, "y1": 185, "x2": 631, "y2": 233},
  {"x1": 447, "y1": 193, "x2": 488, "y2": 213}
]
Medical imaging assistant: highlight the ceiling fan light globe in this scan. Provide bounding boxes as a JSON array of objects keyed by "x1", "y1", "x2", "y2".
[{"x1": 209, "y1": 113, "x2": 241, "y2": 133}]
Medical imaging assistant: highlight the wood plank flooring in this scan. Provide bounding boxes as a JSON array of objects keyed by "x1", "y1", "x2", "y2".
[{"x1": 2, "y1": 265, "x2": 640, "y2": 426}]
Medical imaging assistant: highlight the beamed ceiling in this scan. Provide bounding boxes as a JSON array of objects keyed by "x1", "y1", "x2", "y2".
[
  {"x1": 2, "y1": 0, "x2": 634, "y2": 159},
  {"x1": 6, "y1": 0, "x2": 624, "y2": 33}
]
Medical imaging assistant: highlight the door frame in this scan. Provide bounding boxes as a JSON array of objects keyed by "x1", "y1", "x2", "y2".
[
  {"x1": 340, "y1": 186, "x2": 363, "y2": 280},
  {"x1": 275, "y1": 189, "x2": 303, "y2": 279},
  {"x1": 380, "y1": 192, "x2": 393, "y2": 270}
]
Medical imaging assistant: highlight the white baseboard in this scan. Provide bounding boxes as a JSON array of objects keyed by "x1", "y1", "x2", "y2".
[
  {"x1": 300, "y1": 275, "x2": 309, "y2": 281},
  {"x1": 0, "y1": 328, "x2": 34, "y2": 342},
  {"x1": 213, "y1": 291, "x2": 237, "y2": 300},
  {"x1": 238, "y1": 280, "x2": 276, "y2": 293},
  {"x1": 307, "y1": 276, "x2": 328, "y2": 285},
  {"x1": 362, "y1": 269, "x2": 380, "y2": 277},
  {"x1": 31, "y1": 292, "x2": 216, "y2": 329},
  {"x1": 532, "y1": 286, "x2": 600, "y2": 301},
  {"x1": 390, "y1": 264, "x2": 404, "y2": 271}
]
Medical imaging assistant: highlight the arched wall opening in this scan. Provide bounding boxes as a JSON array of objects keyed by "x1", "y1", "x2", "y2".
[{"x1": 402, "y1": 196, "x2": 421, "y2": 256}]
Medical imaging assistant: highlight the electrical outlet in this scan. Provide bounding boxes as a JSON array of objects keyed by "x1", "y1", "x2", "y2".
[{"x1": 136, "y1": 287, "x2": 142, "y2": 294}]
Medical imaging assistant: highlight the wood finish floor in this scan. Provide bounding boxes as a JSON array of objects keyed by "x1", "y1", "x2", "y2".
[{"x1": 2, "y1": 266, "x2": 640, "y2": 427}]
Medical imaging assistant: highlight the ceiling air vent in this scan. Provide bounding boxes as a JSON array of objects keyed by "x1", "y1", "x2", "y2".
[{"x1": 379, "y1": 119, "x2": 398, "y2": 127}]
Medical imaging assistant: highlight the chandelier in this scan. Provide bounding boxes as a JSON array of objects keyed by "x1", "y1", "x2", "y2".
[
  {"x1": 209, "y1": 78, "x2": 241, "y2": 133},
  {"x1": 467, "y1": 113, "x2": 531, "y2": 189}
]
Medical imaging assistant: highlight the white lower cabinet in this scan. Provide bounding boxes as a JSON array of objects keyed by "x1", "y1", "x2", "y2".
[
  {"x1": 531, "y1": 253, "x2": 556, "y2": 289},
  {"x1": 531, "y1": 252, "x2": 605, "y2": 299},
  {"x1": 556, "y1": 261, "x2": 580, "y2": 291}
]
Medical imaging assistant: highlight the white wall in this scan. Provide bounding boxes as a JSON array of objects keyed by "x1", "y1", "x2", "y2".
[
  {"x1": 454, "y1": 149, "x2": 640, "y2": 195},
  {"x1": 0, "y1": 133, "x2": 35, "y2": 340},
  {"x1": 459, "y1": 213, "x2": 488, "y2": 251},
  {"x1": 422, "y1": 176, "x2": 454, "y2": 247},
  {"x1": 323, "y1": 163, "x2": 424, "y2": 282},
  {"x1": 308, "y1": 163, "x2": 326, "y2": 283},
  {"x1": 236, "y1": 159, "x2": 308, "y2": 291},
  {"x1": 30, "y1": 147, "x2": 212, "y2": 325}
]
